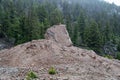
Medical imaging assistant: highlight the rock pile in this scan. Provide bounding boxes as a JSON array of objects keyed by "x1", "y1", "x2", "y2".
[{"x1": 0, "y1": 25, "x2": 120, "y2": 80}]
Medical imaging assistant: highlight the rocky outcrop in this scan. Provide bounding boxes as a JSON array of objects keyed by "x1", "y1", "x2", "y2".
[
  {"x1": 45, "y1": 25, "x2": 73, "y2": 47},
  {"x1": 0, "y1": 24, "x2": 120, "y2": 80}
]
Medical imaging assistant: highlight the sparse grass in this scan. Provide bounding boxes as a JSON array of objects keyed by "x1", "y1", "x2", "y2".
[
  {"x1": 25, "y1": 71, "x2": 38, "y2": 80},
  {"x1": 103, "y1": 54, "x2": 113, "y2": 59},
  {"x1": 48, "y1": 67, "x2": 56, "y2": 75}
]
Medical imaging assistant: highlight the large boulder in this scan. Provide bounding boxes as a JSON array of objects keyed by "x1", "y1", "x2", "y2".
[{"x1": 45, "y1": 24, "x2": 73, "y2": 47}]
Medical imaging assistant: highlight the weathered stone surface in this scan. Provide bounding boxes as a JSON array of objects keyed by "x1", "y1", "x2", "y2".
[{"x1": 45, "y1": 25, "x2": 72, "y2": 47}]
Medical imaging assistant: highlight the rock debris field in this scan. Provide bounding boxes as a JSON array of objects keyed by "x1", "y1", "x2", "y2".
[{"x1": 0, "y1": 25, "x2": 120, "y2": 80}]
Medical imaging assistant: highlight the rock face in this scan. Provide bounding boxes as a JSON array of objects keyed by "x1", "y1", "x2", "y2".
[
  {"x1": 0, "y1": 24, "x2": 120, "y2": 80},
  {"x1": 0, "y1": 38, "x2": 14, "y2": 50},
  {"x1": 45, "y1": 25, "x2": 72, "y2": 47}
]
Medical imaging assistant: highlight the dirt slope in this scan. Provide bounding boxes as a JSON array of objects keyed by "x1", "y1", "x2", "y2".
[{"x1": 0, "y1": 24, "x2": 120, "y2": 80}]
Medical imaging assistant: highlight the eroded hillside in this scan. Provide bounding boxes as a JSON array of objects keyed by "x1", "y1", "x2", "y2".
[{"x1": 0, "y1": 25, "x2": 120, "y2": 80}]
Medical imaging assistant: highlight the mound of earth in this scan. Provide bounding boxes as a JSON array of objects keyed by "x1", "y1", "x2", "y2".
[{"x1": 0, "y1": 24, "x2": 120, "y2": 80}]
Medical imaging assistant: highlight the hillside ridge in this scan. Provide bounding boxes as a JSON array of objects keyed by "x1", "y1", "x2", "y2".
[{"x1": 0, "y1": 25, "x2": 120, "y2": 80}]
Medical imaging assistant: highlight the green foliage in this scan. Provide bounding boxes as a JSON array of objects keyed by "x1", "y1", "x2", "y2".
[
  {"x1": 48, "y1": 67, "x2": 56, "y2": 75},
  {"x1": 103, "y1": 54, "x2": 113, "y2": 59},
  {"x1": 26, "y1": 71, "x2": 38, "y2": 80},
  {"x1": 49, "y1": 8, "x2": 63, "y2": 25},
  {"x1": 116, "y1": 52, "x2": 120, "y2": 60},
  {"x1": 72, "y1": 11, "x2": 86, "y2": 47},
  {"x1": 83, "y1": 20, "x2": 102, "y2": 53},
  {"x1": 117, "y1": 42, "x2": 120, "y2": 52}
]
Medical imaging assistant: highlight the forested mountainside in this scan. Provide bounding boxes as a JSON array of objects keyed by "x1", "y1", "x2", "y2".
[{"x1": 0, "y1": 0, "x2": 120, "y2": 59}]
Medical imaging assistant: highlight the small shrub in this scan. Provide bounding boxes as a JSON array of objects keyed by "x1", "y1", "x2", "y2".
[
  {"x1": 48, "y1": 67, "x2": 56, "y2": 75},
  {"x1": 103, "y1": 54, "x2": 113, "y2": 59},
  {"x1": 26, "y1": 71, "x2": 38, "y2": 80}
]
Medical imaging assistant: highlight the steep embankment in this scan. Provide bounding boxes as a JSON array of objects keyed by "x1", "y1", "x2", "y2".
[{"x1": 0, "y1": 25, "x2": 120, "y2": 80}]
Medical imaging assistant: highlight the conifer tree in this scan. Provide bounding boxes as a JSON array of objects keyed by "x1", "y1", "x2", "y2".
[{"x1": 84, "y1": 20, "x2": 102, "y2": 53}]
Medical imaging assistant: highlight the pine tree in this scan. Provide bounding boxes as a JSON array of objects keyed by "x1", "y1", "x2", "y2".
[
  {"x1": 104, "y1": 22, "x2": 112, "y2": 42},
  {"x1": 76, "y1": 11, "x2": 86, "y2": 45},
  {"x1": 84, "y1": 20, "x2": 102, "y2": 53},
  {"x1": 49, "y1": 8, "x2": 63, "y2": 25}
]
